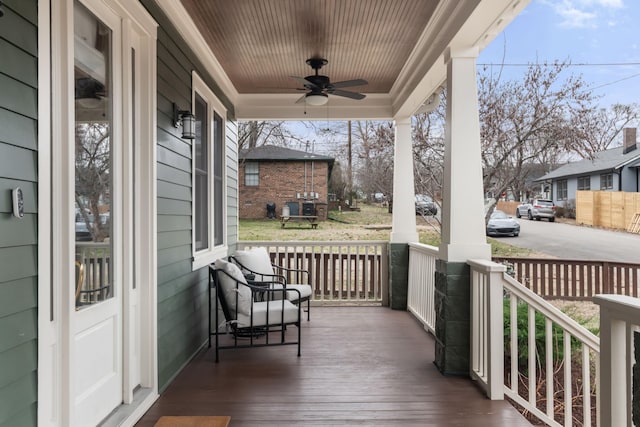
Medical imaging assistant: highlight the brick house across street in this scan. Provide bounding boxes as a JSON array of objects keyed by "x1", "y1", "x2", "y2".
[{"x1": 239, "y1": 145, "x2": 335, "y2": 220}]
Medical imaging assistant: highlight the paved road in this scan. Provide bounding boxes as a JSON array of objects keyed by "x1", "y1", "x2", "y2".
[{"x1": 506, "y1": 218, "x2": 640, "y2": 263}]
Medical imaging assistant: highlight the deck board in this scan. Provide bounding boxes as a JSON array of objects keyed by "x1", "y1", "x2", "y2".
[{"x1": 136, "y1": 306, "x2": 530, "y2": 426}]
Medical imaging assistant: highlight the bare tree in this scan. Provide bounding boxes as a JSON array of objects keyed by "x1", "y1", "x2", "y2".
[
  {"x1": 413, "y1": 93, "x2": 446, "y2": 203},
  {"x1": 565, "y1": 103, "x2": 639, "y2": 157},
  {"x1": 353, "y1": 120, "x2": 395, "y2": 201},
  {"x1": 237, "y1": 121, "x2": 288, "y2": 150},
  {"x1": 75, "y1": 122, "x2": 110, "y2": 241},
  {"x1": 478, "y1": 60, "x2": 597, "y2": 219}
]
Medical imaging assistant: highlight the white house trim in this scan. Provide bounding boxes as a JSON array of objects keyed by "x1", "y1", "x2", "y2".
[
  {"x1": 439, "y1": 47, "x2": 491, "y2": 262},
  {"x1": 390, "y1": 117, "x2": 419, "y2": 243}
]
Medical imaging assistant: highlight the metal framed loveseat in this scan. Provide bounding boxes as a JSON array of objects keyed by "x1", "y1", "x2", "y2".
[{"x1": 209, "y1": 258, "x2": 302, "y2": 362}]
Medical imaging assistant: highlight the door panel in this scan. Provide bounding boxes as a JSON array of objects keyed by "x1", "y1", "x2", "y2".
[{"x1": 72, "y1": 1, "x2": 122, "y2": 425}]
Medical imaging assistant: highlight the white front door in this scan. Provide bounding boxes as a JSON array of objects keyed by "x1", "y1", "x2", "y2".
[
  {"x1": 72, "y1": 2, "x2": 123, "y2": 425},
  {"x1": 42, "y1": 0, "x2": 158, "y2": 425}
]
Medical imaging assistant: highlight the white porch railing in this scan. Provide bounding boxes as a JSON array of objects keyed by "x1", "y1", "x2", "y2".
[
  {"x1": 237, "y1": 241, "x2": 389, "y2": 305},
  {"x1": 594, "y1": 294, "x2": 640, "y2": 427},
  {"x1": 469, "y1": 259, "x2": 601, "y2": 427},
  {"x1": 75, "y1": 241, "x2": 112, "y2": 307},
  {"x1": 407, "y1": 243, "x2": 438, "y2": 334}
]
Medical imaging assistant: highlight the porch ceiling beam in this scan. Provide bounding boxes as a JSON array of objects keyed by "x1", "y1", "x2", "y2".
[{"x1": 392, "y1": 0, "x2": 530, "y2": 119}]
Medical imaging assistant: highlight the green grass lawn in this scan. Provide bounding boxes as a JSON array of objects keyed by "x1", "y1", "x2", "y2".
[{"x1": 239, "y1": 203, "x2": 538, "y2": 257}]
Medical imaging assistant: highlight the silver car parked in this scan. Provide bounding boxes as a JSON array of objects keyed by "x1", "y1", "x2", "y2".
[{"x1": 516, "y1": 199, "x2": 556, "y2": 222}]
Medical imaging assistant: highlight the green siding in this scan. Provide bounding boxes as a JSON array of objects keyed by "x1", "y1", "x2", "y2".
[
  {"x1": 139, "y1": 0, "x2": 239, "y2": 392},
  {"x1": 0, "y1": 2, "x2": 39, "y2": 426}
]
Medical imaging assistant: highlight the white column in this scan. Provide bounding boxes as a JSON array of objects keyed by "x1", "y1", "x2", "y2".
[
  {"x1": 440, "y1": 47, "x2": 491, "y2": 262},
  {"x1": 390, "y1": 117, "x2": 419, "y2": 243}
]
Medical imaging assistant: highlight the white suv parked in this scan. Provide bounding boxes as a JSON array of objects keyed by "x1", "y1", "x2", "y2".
[{"x1": 515, "y1": 199, "x2": 556, "y2": 222}]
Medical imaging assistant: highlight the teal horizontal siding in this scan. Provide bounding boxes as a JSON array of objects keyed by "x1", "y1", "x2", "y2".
[
  {"x1": 0, "y1": 371, "x2": 36, "y2": 427},
  {"x1": 0, "y1": 109, "x2": 37, "y2": 150},
  {"x1": 157, "y1": 180, "x2": 191, "y2": 202},
  {"x1": 0, "y1": 246, "x2": 37, "y2": 285},
  {"x1": 0, "y1": 308, "x2": 37, "y2": 355},
  {"x1": 0, "y1": 144, "x2": 37, "y2": 182},
  {"x1": 137, "y1": 0, "x2": 238, "y2": 392},
  {"x1": 0, "y1": 277, "x2": 37, "y2": 319},
  {"x1": 0, "y1": 74, "x2": 37, "y2": 119},
  {"x1": 0, "y1": 3, "x2": 38, "y2": 426},
  {"x1": 0, "y1": 6, "x2": 37, "y2": 57},
  {"x1": 0, "y1": 39, "x2": 37, "y2": 88}
]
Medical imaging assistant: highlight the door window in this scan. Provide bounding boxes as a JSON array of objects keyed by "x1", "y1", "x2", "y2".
[{"x1": 74, "y1": 1, "x2": 114, "y2": 308}]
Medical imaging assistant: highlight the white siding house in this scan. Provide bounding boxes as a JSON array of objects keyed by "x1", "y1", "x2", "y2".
[{"x1": 537, "y1": 128, "x2": 640, "y2": 206}]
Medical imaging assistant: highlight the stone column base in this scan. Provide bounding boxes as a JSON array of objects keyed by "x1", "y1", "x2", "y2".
[
  {"x1": 434, "y1": 259, "x2": 470, "y2": 376},
  {"x1": 389, "y1": 243, "x2": 409, "y2": 310}
]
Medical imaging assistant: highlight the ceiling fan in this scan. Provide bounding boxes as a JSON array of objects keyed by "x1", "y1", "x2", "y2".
[{"x1": 291, "y1": 58, "x2": 367, "y2": 106}]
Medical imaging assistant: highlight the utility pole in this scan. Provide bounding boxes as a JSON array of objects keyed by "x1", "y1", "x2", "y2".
[{"x1": 348, "y1": 120, "x2": 353, "y2": 206}]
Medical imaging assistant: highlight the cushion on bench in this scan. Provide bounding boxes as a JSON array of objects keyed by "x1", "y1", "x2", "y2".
[
  {"x1": 213, "y1": 258, "x2": 252, "y2": 316},
  {"x1": 236, "y1": 299, "x2": 299, "y2": 328}
]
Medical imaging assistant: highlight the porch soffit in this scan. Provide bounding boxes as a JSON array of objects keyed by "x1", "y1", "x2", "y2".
[{"x1": 158, "y1": 0, "x2": 529, "y2": 120}]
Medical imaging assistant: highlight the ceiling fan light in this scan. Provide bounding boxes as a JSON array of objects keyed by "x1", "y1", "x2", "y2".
[{"x1": 306, "y1": 93, "x2": 328, "y2": 106}]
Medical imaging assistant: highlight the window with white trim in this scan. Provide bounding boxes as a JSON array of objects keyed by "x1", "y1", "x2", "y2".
[
  {"x1": 192, "y1": 73, "x2": 227, "y2": 269},
  {"x1": 557, "y1": 180, "x2": 568, "y2": 200},
  {"x1": 245, "y1": 162, "x2": 259, "y2": 186},
  {"x1": 577, "y1": 176, "x2": 590, "y2": 191}
]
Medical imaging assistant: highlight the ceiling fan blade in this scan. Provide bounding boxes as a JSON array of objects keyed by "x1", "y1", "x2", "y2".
[
  {"x1": 329, "y1": 79, "x2": 368, "y2": 89},
  {"x1": 295, "y1": 94, "x2": 308, "y2": 104},
  {"x1": 329, "y1": 89, "x2": 366, "y2": 100},
  {"x1": 290, "y1": 76, "x2": 321, "y2": 90}
]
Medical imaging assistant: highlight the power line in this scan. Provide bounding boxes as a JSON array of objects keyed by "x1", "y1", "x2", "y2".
[
  {"x1": 478, "y1": 62, "x2": 640, "y2": 67},
  {"x1": 589, "y1": 72, "x2": 640, "y2": 90}
]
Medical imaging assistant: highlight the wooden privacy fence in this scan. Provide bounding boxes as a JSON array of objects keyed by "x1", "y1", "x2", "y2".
[
  {"x1": 576, "y1": 190, "x2": 640, "y2": 232},
  {"x1": 237, "y1": 241, "x2": 389, "y2": 305},
  {"x1": 493, "y1": 256, "x2": 640, "y2": 300}
]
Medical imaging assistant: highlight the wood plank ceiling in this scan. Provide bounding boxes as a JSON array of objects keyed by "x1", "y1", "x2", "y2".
[{"x1": 180, "y1": 0, "x2": 440, "y2": 95}]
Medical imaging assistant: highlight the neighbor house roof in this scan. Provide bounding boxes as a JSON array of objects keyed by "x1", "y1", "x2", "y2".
[
  {"x1": 239, "y1": 145, "x2": 335, "y2": 163},
  {"x1": 536, "y1": 144, "x2": 640, "y2": 181}
]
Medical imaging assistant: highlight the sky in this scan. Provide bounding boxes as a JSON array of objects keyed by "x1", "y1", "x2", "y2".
[{"x1": 478, "y1": 0, "x2": 640, "y2": 108}]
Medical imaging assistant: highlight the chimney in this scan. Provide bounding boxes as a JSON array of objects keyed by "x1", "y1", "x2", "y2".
[{"x1": 623, "y1": 128, "x2": 637, "y2": 154}]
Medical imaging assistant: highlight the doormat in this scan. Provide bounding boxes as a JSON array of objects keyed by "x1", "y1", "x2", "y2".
[{"x1": 154, "y1": 416, "x2": 231, "y2": 427}]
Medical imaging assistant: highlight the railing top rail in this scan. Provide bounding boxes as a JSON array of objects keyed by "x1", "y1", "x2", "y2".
[
  {"x1": 594, "y1": 294, "x2": 640, "y2": 324},
  {"x1": 502, "y1": 273, "x2": 600, "y2": 350},
  {"x1": 238, "y1": 240, "x2": 389, "y2": 246},
  {"x1": 468, "y1": 258, "x2": 506, "y2": 273},
  {"x1": 76, "y1": 242, "x2": 110, "y2": 248},
  {"x1": 493, "y1": 256, "x2": 640, "y2": 269},
  {"x1": 408, "y1": 242, "x2": 439, "y2": 255}
]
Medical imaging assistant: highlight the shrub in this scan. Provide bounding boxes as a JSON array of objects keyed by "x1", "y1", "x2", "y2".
[{"x1": 503, "y1": 298, "x2": 570, "y2": 370}]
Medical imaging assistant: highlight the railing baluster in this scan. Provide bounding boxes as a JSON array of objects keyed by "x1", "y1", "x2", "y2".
[
  {"x1": 564, "y1": 331, "x2": 572, "y2": 427},
  {"x1": 528, "y1": 306, "x2": 536, "y2": 407},
  {"x1": 582, "y1": 344, "x2": 591, "y2": 427},
  {"x1": 545, "y1": 318, "x2": 554, "y2": 419}
]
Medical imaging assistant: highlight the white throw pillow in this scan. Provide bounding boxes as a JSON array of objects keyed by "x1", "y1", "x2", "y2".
[
  {"x1": 213, "y1": 258, "x2": 252, "y2": 316},
  {"x1": 233, "y1": 247, "x2": 275, "y2": 278}
]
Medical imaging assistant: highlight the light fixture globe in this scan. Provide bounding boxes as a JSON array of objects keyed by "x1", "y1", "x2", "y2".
[
  {"x1": 172, "y1": 103, "x2": 196, "y2": 139},
  {"x1": 305, "y1": 92, "x2": 328, "y2": 106}
]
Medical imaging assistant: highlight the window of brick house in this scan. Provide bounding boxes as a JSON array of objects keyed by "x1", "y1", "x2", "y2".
[{"x1": 245, "y1": 162, "x2": 259, "y2": 186}]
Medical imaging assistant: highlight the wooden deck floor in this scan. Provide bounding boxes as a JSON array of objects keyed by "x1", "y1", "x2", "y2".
[{"x1": 136, "y1": 306, "x2": 530, "y2": 427}]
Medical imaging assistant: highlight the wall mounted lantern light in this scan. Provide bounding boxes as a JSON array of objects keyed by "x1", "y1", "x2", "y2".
[{"x1": 173, "y1": 103, "x2": 196, "y2": 139}]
